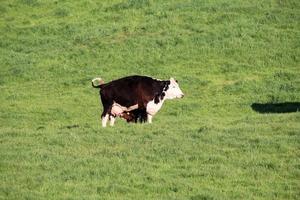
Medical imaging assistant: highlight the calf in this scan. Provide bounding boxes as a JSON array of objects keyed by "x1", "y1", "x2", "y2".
[{"x1": 92, "y1": 75, "x2": 184, "y2": 127}]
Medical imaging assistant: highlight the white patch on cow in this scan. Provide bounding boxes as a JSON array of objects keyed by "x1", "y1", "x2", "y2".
[
  {"x1": 109, "y1": 115, "x2": 115, "y2": 126},
  {"x1": 146, "y1": 99, "x2": 165, "y2": 116},
  {"x1": 102, "y1": 114, "x2": 109, "y2": 127},
  {"x1": 164, "y1": 78, "x2": 184, "y2": 99}
]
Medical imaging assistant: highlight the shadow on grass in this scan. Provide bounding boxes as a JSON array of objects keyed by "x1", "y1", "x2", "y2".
[{"x1": 251, "y1": 102, "x2": 300, "y2": 114}]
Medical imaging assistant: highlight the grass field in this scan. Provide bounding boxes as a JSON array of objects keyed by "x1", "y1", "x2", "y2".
[{"x1": 0, "y1": 0, "x2": 300, "y2": 199}]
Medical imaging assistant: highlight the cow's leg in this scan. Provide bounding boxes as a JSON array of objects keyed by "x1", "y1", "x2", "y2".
[
  {"x1": 102, "y1": 114, "x2": 109, "y2": 127},
  {"x1": 100, "y1": 95, "x2": 112, "y2": 128},
  {"x1": 109, "y1": 115, "x2": 116, "y2": 126},
  {"x1": 101, "y1": 107, "x2": 110, "y2": 128},
  {"x1": 147, "y1": 114, "x2": 153, "y2": 123}
]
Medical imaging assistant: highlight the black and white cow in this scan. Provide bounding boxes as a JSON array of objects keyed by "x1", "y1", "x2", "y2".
[{"x1": 92, "y1": 75, "x2": 184, "y2": 127}]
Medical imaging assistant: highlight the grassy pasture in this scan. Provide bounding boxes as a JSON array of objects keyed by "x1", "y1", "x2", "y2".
[{"x1": 0, "y1": 0, "x2": 299, "y2": 199}]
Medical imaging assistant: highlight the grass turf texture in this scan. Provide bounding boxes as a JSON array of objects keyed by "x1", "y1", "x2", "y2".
[{"x1": 0, "y1": 0, "x2": 299, "y2": 199}]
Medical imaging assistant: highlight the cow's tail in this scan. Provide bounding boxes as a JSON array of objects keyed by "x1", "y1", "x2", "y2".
[{"x1": 92, "y1": 77, "x2": 105, "y2": 89}]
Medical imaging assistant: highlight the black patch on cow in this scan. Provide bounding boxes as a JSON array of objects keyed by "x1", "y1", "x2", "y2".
[
  {"x1": 160, "y1": 92, "x2": 165, "y2": 100},
  {"x1": 154, "y1": 94, "x2": 160, "y2": 104},
  {"x1": 163, "y1": 81, "x2": 170, "y2": 91},
  {"x1": 155, "y1": 81, "x2": 168, "y2": 104},
  {"x1": 158, "y1": 81, "x2": 169, "y2": 101}
]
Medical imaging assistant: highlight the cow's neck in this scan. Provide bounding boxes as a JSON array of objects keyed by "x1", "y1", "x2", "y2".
[{"x1": 146, "y1": 94, "x2": 166, "y2": 116}]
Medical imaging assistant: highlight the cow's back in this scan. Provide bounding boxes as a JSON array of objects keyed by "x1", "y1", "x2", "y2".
[{"x1": 100, "y1": 75, "x2": 159, "y2": 107}]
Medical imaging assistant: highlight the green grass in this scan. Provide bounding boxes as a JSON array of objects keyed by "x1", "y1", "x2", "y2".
[{"x1": 0, "y1": 0, "x2": 299, "y2": 199}]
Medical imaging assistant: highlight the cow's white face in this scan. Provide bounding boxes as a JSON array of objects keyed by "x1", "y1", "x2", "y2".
[{"x1": 164, "y1": 78, "x2": 184, "y2": 99}]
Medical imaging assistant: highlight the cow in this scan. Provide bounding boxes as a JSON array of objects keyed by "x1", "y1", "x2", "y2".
[{"x1": 92, "y1": 75, "x2": 184, "y2": 127}]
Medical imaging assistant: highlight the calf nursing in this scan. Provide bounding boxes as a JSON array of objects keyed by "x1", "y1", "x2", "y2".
[{"x1": 92, "y1": 75, "x2": 184, "y2": 127}]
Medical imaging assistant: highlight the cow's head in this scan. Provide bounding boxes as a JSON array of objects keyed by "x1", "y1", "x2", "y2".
[{"x1": 164, "y1": 78, "x2": 184, "y2": 99}]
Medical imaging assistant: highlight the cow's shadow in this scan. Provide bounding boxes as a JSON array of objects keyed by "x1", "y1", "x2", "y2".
[{"x1": 251, "y1": 102, "x2": 300, "y2": 114}]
